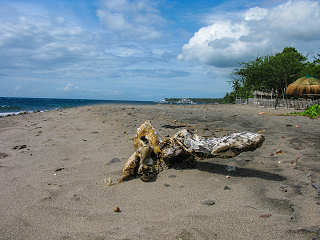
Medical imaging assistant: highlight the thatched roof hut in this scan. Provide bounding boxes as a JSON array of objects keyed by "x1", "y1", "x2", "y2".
[{"x1": 286, "y1": 76, "x2": 320, "y2": 97}]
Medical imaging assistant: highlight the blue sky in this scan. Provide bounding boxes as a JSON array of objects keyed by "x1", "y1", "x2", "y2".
[{"x1": 1, "y1": 0, "x2": 320, "y2": 100}]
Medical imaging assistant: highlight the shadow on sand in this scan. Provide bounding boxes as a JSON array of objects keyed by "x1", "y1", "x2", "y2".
[
  {"x1": 124, "y1": 160, "x2": 286, "y2": 183},
  {"x1": 193, "y1": 161, "x2": 286, "y2": 181}
]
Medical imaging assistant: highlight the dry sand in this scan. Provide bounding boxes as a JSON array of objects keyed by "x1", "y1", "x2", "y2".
[{"x1": 0, "y1": 104, "x2": 319, "y2": 240}]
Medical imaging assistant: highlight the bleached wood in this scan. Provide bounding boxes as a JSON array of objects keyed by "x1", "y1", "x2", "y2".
[{"x1": 120, "y1": 121, "x2": 265, "y2": 182}]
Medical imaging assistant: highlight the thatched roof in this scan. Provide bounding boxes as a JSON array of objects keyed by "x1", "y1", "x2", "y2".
[{"x1": 286, "y1": 76, "x2": 320, "y2": 97}]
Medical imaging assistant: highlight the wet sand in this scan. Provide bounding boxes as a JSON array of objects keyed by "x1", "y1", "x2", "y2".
[{"x1": 0, "y1": 104, "x2": 319, "y2": 240}]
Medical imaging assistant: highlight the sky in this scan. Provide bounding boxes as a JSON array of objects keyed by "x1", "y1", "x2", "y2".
[{"x1": 1, "y1": 0, "x2": 320, "y2": 100}]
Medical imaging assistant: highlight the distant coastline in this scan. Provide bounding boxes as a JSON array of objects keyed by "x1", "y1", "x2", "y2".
[
  {"x1": 160, "y1": 97, "x2": 225, "y2": 104},
  {"x1": 0, "y1": 97, "x2": 228, "y2": 117}
]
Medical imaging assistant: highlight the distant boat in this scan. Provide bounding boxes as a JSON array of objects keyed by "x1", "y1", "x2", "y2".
[
  {"x1": 157, "y1": 99, "x2": 169, "y2": 104},
  {"x1": 176, "y1": 98, "x2": 196, "y2": 105}
]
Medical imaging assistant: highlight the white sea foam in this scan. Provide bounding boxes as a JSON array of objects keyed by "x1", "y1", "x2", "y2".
[
  {"x1": 0, "y1": 111, "x2": 34, "y2": 117},
  {"x1": 0, "y1": 112, "x2": 21, "y2": 117}
]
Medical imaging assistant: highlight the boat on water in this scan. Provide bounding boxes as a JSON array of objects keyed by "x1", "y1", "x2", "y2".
[
  {"x1": 157, "y1": 99, "x2": 169, "y2": 104},
  {"x1": 176, "y1": 98, "x2": 196, "y2": 104},
  {"x1": 157, "y1": 98, "x2": 196, "y2": 104}
]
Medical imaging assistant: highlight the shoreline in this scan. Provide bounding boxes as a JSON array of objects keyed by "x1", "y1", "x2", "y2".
[
  {"x1": 0, "y1": 104, "x2": 319, "y2": 239},
  {"x1": 0, "y1": 97, "x2": 157, "y2": 117}
]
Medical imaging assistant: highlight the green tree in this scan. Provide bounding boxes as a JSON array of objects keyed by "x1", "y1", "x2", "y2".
[
  {"x1": 301, "y1": 53, "x2": 320, "y2": 78},
  {"x1": 232, "y1": 47, "x2": 307, "y2": 108}
]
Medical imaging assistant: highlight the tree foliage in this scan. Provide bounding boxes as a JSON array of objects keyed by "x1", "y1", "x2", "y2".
[{"x1": 224, "y1": 47, "x2": 320, "y2": 105}]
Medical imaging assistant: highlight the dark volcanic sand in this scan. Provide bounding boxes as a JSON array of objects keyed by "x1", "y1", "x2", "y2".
[{"x1": 0, "y1": 104, "x2": 319, "y2": 240}]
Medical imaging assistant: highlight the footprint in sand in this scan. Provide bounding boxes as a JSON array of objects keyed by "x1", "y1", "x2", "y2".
[
  {"x1": 35, "y1": 130, "x2": 42, "y2": 136},
  {"x1": 0, "y1": 152, "x2": 8, "y2": 159},
  {"x1": 41, "y1": 187, "x2": 61, "y2": 202},
  {"x1": 71, "y1": 194, "x2": 81, "y2": 201}
]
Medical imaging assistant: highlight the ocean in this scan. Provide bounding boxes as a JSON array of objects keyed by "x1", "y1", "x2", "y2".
[{"x1": 0, "y1": 97, "x2": 155, "y2": 116}]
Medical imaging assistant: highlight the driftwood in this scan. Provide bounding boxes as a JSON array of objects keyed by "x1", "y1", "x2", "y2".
[{"x1": 120, "y1": 121, "x2": 265, "y2": 182}]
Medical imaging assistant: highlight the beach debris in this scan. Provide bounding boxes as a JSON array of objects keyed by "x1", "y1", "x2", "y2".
[
  {"x1": 168, "y1": 175, "x2": 177, "y2": 178},
  {"x1": 258, "y1": 112, "x2": 265, "y2": 115},
  {"x1": 113, "y1": 206, "x2": 121, "y2": 212},
  {"x1": 107, "y1": 157, "x2": 121, "y2": 165},
  {"x1": 72, "y1": 194, "x2": 80, "y2": 201},
  {"x1": 291, "y1": 156, "x2": 301, "y2": 169},
  {"x1": 226, "y1": 175, "x2": 231, "y2": 179},
  {"x1": 119, "y1": 120, "x2": 265, "y2": 183},
  {"x1": 201, "y1": 199, "x2": 216, "y2": 206},
  {"x1": 161, "y1": 124, "x2": 186, "y2": 129},
  {"x1": 269, "y1": 149, "x2": 284, "y2": 157},
  {"x1": 0, "y1": 152, "x2": 8, "y2": 159},
  {"x1": 289, "y1": 215, "x2": 296, "y2": 222},
  {"x1": 12, "y1": 145, "x2": 27, "y2": 150},
  {"x1": 291, "y1": 161, "x2": 297, "y2": 168},
  {"x1": 224, "y1": 186, "x2": 231, "y2": 190},
  {"x1": 280, "y1": 185, "x2": 288, "y2": 192},
  {"x1": 164, "y1": 184, "x2": 170, "y2": 187},
  {"x1": 55, "y1": 167, "x2": 64, "y2": 172},
  {"x1": 259, "y1": 213, "x2": 272, "y2": 218}
]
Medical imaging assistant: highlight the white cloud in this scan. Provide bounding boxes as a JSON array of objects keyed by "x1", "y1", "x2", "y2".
[
  {"x1": 179, "y1": 0, "x2": 320, "y2": 67},
  {"x1": 97, "y1": 0, "x2": 164, "y2": 40},
  {"x1": 0, "y1": 6, "x2": 95, "y2": 72},
  {"x1": 104, "y1": 46, "x2": 144, "y2": 57},
  {"x1": 0, "y1": 0, "x2": 236, "y2": 100},
  {"x1": 178, "y1": 21, "x2": 260, "y2": 67},
  {"x1": 268, "y1": 0, "x2": 320, "y2": 40},
  {"x1": 244, "y1": 7, "x2": 268, "y2": 21}
]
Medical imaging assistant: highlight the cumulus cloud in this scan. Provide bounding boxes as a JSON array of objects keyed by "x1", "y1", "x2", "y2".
[
  {"x1": 0, "y1": 0, "x2": 235, "y2": 100},
  {"x1": 97, "y1": 0, "x2": 165, "y2": 40},
  {"x1": 179, "y1": 0, "x2": 320, "y2": 67},
  {"x1": 269, "y1": 0, "x2": 320, "y2": 40},
  {"x1": 0, "y1": 7, "x2": 94, "y2": 72},
  {"x1": 244, "y1": 7, "x2": 268, "y2": 21}
]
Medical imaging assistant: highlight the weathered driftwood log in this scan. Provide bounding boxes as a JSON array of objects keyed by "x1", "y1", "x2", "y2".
[{"x1": 120, "y1": 120, "x2": 264, "y2": 182}]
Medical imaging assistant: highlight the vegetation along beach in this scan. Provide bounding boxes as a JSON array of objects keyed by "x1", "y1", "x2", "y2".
[{"x1": 1, "y1": 0, "x2": 320, "y2": 239}]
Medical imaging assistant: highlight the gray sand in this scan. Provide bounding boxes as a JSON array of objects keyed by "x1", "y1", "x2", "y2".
[{"x1": 0, "y1": 104, "x2": 319, "y2": 240}]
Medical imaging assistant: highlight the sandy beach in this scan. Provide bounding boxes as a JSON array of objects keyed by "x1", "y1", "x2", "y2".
[{"x1": 0, "y1": 104, "x2": 319, "y2": 240}]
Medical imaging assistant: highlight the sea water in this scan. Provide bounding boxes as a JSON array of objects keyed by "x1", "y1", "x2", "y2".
[{"x1": 0, "y1": 97, "x2": 155, "y2": 116}]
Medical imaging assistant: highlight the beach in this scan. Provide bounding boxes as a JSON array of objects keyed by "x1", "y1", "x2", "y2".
[{"x1": 0, "y1": 104, "x2": 319, "y2": 240}]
